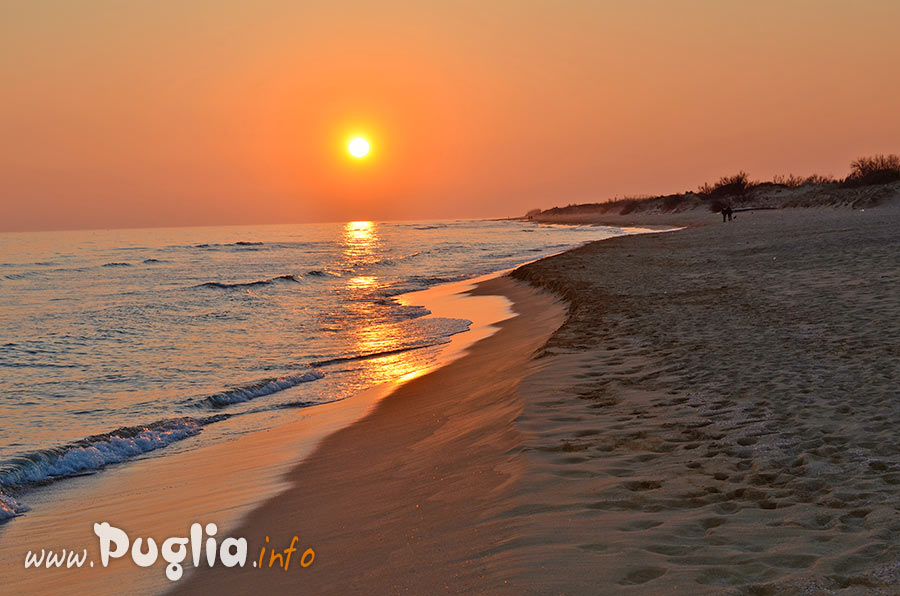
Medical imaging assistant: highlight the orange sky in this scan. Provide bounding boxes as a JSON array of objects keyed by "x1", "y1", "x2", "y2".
[{"x1": 3, "y1": 1, "x2": 899, "y2": 231}]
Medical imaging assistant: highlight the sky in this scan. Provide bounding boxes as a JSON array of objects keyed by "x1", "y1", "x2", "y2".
[{"x1": 2, "y1": 0, "x2": 900, "y2": 231}]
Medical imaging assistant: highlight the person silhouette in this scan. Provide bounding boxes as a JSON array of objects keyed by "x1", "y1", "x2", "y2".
[{"x1": 722, "y1": 205, "x2": 733, "y2": 222}]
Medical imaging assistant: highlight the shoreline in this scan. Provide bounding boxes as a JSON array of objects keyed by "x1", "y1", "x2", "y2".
[
  {"x1": 0, "y1": 251, "x2": 569, "y2": 596},
  {"x1": 0, "y1": 266, "x2": 524, "y2": 595},
  {"x1": 173, "y1": 275, "x2": 566, "y2": 594}
]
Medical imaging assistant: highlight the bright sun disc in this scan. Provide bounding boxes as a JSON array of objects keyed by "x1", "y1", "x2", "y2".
[{"x1": 348, "y1": 137, "x2": 370, "y2": 158}]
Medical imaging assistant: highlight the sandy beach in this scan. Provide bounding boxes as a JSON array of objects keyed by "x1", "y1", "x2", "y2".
[
  {"x1": 508, "y1": 204, "x2": 900, "y2": 594},
  {"x1": 171, "y1": 201, "x2": 900, "y2": 595}
]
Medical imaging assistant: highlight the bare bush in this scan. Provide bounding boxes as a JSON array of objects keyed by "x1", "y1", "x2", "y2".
[
  {"x1": 773, "y1": 174, "x2": 805, "y2": 188},
  {"x1": 773, "y1": 173, "x2": 836, "y2": 188},
  {"x1": 803, "y1": 174, "x2": 836, "y2": 185},
  {"x1": 698, "y1": 171, "x2": 755, "y2": 198},
  {"x1": 845, "y1": 154, "x2": 900, "y2": 187}
]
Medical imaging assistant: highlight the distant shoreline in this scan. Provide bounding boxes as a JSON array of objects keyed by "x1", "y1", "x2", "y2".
[{"x1": 520, "y1": 159, "x2": 900, "y2": 227}]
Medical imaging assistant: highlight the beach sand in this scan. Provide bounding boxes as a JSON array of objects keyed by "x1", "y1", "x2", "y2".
[{"x1": 507, "y1": 204, "x2": 900, "y2": 594}]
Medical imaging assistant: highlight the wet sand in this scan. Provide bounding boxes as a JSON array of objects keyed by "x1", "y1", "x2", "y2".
[{"x1": 173, "y1": 276, "x2": 565, "y2": 594}]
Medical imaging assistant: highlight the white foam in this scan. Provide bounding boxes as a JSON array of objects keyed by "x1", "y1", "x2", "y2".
[
  {"x1": 0, "y1": 493, "x2": 28, "y2": 521},
  {"x1": 0, "y1": 418, "x2": 203, "y2": 488},
  {"x1": 197, "y1": 371, "x2": 325, "y2": 408}
]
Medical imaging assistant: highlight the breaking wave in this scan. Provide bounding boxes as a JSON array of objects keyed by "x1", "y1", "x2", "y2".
[
  {"x1": 0, "y1": 417, "x2": 216, "y2": 521},
  {"x1": 0, "y1": 417, "x2": 204, "y2": 490},
  {"x1": 191, "y1": 371, "x2": 325, "y2": 409}
]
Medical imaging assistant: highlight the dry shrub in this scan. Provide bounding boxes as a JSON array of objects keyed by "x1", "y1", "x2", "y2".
[
  {"x1": 845, "y1": 154, "x2": 900, "y2": 187},
  {"x1": 698, "y1": 171, "x2": 755, "y2": 198}
]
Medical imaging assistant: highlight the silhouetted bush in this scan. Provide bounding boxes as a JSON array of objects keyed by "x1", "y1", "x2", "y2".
[
  {"x1": 772, "y1": 173, "x2": 805, "y2": 188},
  {"x1": 698, "y1": 171, "x2": 755, "y2": 198},
  {"x1": 803, "y1": 174, "x2": 836, "y2": 185},
  {"x1": 844, "y1": 154, "x2": 900, "y2": 187},
  {"x1": 772, "y1": 173, "x2": 837, "y2": 188}
]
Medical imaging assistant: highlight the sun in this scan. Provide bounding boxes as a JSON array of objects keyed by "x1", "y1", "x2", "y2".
[{"x1": 348, "y1": 137, "x2": 370, "y2": 158}]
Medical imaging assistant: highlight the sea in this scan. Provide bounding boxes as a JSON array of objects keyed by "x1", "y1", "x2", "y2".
[{"x1": 0, "y1": 219, "x2": 627, "y2": 521}]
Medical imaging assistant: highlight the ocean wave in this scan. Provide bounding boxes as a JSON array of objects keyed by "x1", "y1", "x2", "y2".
[
  {"x1": 274, "y1": 400, "x2": 320, "y2": 410},
  {"x1": 142, "y1": 258, "x2": 164, "y2": 264},
  {"x1": 310, "y1": 342, "x2": 444, "y2": 368},
  {"x1": 191, "y1": 371, "x2": 325, "y2": 409},
  {"x1": 0, "y1": 417, "x2": 203, "y2": 490},
  {"x1": 4, "y1": 271, "x2": 46, "y2": 280},
  {"x1": 371, "y1": 300, "x2": 430, "y2": 321},
  {"x1": 102, "y1": 262, "x2": 132, "y2": 267},
  {"x1": 0, "y1": 361, "x2": 78, "y2": 369},
  {"x1": 381, "y1": 274, "x2": 470, "y2": 296},
  {"x1": 193, "y1": 241, "x2": 265, "y2": 249},
  {"x1": 194, "y1": 274, "x2": 303, "y2": 289},
  {"x1": 0, "y1": 261, "x2": 58, "y2": 268},
  {"x1": 369, "y1": 251, "x2": 423, "y2": 267},
  {"x1": 306, "y1": 269, "x2": 341, "y2": 278}
]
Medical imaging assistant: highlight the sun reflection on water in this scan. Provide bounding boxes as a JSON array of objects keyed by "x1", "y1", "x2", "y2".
[
  {"x1": 343, "y1": 221, "x2": 378, "y2": 260},
  {"x1": 339, "y1": 220, "x2": 435, "y2": 383}
]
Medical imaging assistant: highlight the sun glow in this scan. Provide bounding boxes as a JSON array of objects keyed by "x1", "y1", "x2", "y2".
[{"x1": 348, "y1": 137, "x2": 370, "y2": 158}]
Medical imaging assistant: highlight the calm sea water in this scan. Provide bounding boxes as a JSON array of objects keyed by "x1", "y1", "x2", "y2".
[{"x1": 0, "y1": 219, "x2": 626, "y2": 520}]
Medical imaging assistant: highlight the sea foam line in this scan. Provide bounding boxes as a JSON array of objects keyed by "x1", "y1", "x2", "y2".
[
  {"x1": 0, "y1": 417, "x2": 204, "y2": 490},
  {"x1": 0, "y1": 417, "x2": 210, "y2": 521},
  {"x1": 0, "y1": 370, "x2": 327, "y2": 521}
]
